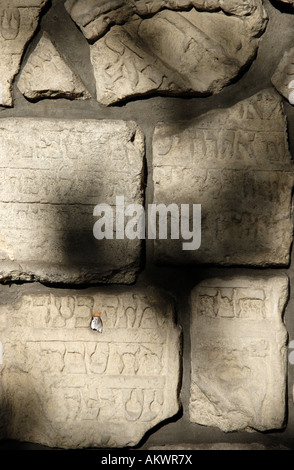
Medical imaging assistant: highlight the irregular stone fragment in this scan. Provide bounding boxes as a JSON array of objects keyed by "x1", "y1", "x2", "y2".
[
  {"x1": 189, "y1": 274, "x2": 289, "y2": 432},
  {"x1": 65, "y1": 0, "x2": 266, "y2": 42},
  {"x1": 0, "y1": 1, "x2": 48, "y2": 107},
  {"x1": 152, "y1": 90, "x2": 294, "y2": 267},
  {"x1": 0, "y1": 118, "x2": 145, "y2": 284},
  {"x1": 17, "y1": 32, "x2": 91, "y2": 101},
  {"x1": 272, "y1": 47, "x2": 294, "y2": 105},
  {"x1": 90, "y1": 4, "x2": 267, "y2": 105},
  {"x1": 0, "y1": 284, "x2": 181, "y2": 448}
]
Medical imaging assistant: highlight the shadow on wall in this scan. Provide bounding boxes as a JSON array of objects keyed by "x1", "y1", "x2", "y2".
[
  {"x1": 0, "y1": 0, "x2": 294, "y2": 450},
  {"x1": 0, "y1": 370, "x2": 48, "y2": 447},
  {"x1": 8, "y1": 0, "x2": 292, "y2": 285}
]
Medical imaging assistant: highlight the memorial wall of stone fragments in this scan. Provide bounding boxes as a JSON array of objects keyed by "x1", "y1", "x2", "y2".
[{"x1": 0, "y1": 0, "x2": 294, "y2": 450}]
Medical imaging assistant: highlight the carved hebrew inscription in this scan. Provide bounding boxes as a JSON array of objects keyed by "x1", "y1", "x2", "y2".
[
  {"x1": 0, "y1": 286, "x2": 181, "y2": 448},
  {"x1": 189, "y1": 275, "x2": 289, "y2": 432},
  {"x1": 90, "y1": 4, "x2": 267, "y2": 105},
  {"x1": 152, "y1": 90, "x2": 294, "y2": 266},
  {"x1": 0, "y1": 118, "x2": 144, "y2": 284},
  {"x1": 0, "y1": 1, "x2": 49, "y2": 107},
  {"x1": 17, "y1": 32, "x2": 91, "y2": 101}
]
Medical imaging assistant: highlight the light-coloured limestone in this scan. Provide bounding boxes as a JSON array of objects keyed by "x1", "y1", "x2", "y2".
[
  {"x1": 65, "y1": 0, "x2": 266, "y2": 42},
  {"x1": 0, "y1": 1, "x2": 48, "y2": 107},
  {"x1": 189, "y1": 274, "x2": 289, "y2": 432},
  {"x1": 90, "y1": 4, "x2": 267, "y2": 105},
  {"x1": 17, "y1": 32, "x2": 91, "y2": 101},
  {"x1": 0, "y1": 118, "x2": 145, "y2": 284},
  {"x1": 152, "y1": 90, "x2": 294, "y2": 267},
  {"x1": 272, "y1": 47, "x2": 294, "y2": 105},
  {"x1": 0, "y1": 284, "x2": 181, "y2": 449}
]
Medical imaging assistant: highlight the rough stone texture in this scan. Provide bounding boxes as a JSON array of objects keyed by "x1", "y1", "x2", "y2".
[
  {"x1": 0, "y1": 284, "x2": 181, "y2": 448},
  {"x1": 0, "y1": 1, "x2": 48, "y2": 107},
  {"x1": 152, "y1": 90, "x2": 294, "y2": 267},
  {"x1": 17, "y1": 32, "x2": 91, "y2": 101},
  {"x1": 0, "y1": 118, "x2": 145, "y2": 284},
  {"x1": 148, "y1": 443, "x2": 290, "y2": 450},
  {"x1": 272, "y1": 47, "x2": 294, "y2": 105},
  {"x1": 90, "y1": 4, "x2": 267, "y2": 105},
  {"x1": 65, "y1": 0, "x2": 267, "y2": 42},
  {"x1": 189, "y1": 274, "x2": 289, "y2": 432}
]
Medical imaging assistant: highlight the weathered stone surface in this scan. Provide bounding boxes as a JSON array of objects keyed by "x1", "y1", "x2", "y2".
[
  {"x1": 0, "y1": 118, "x2": 145, "y2": 284},
  {"x1": 17, "y1": 32, "x2": 91, "y2": 101},
  {"x1": 272, "y1": 47, "x2": 294, "y2": 105},
  {"x1": 189, "y1": 274, "x2": 289, "y2": 432},
  {"x1": 152, "y1": 90, "x2": 294, "y2": 267},
  {"x1": 65, "y1": 0, "x2": 266, "y2": 42},
  {"x1": 90, "y1": 3, "x2": 267, "y2": 105},
  {"x1": 149, "y1": 443, "x2": 290, "y2": 450},
  {"x1": 0, "y1": 284, "x2": 181, "y2": 448},
  {"x1": 0, "y1": 1, "x2": 48, "y2": 107}
]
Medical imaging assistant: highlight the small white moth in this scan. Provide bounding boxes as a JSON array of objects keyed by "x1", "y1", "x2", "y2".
[{"x1": 91, "y1": 312, "x2": 103, "y2": 333}]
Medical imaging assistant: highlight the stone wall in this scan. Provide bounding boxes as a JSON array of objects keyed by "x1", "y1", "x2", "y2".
[{"x1": 0, "y1": 0, "x2": 294, "y2": 450}]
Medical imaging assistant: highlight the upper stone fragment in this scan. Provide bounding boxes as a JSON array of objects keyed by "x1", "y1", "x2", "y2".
[
  {"x1": 17, "y1": 32, "x2": 91, "y2": 101},
  {"x1": 152, "y1": 90, "x2": 294, "y2": 267},
  {"x1": 89, "y1": 3, "x2": 267, "y2": 105},
  {"x1": 64, "y1": 0, "x2": 267, "y2": 42},
  {"x1": 0, "y1": 1, "x2": 49, "y2": 107}
]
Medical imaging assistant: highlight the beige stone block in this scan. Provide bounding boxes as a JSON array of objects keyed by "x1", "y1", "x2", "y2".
[
  {"x1": 0, "y1": 284, "x2": 181, "y2": 448},
  {"x1": 0, "y1": 118, "x2": 145, "y2": 284},
  {"x1": 0, "y1": 1, "x2": 48, "y2": 107},
  {"x1": 65, "y1": 0, "x2": 266, "y2": 42},
  {"x1": 90, "y1": 4, "x2": 267, "y2": 105},
  {"x1": 152, "y1": 90, "x2": 294, "y2": 267},
  {"x1": 17, "y1": 32, "x2": 91, "y2": 101},
  {"x1": 189, "y1": 274, "x2": 289, "y2": 432}
]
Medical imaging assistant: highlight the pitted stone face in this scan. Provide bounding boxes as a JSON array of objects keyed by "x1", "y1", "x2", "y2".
[
  {"x1": 189, "y1": 274, "x2": 289, "y2": 432},
  {"x1": 89, "y1": 4, "x2": 268, "y2": 105},
  {"x1": 152, "y1": 90, "x2": 294, "y2": 267},
  {"x1": 0, "y1": 1, "x2": 49, "y2": 107},
  {"x1": 17, "y1": 32, "x2": 91, "y2": 101},
  {"x1": 0, "y1": 118, "x2": 145, "y2": 284},
  {"x1": 64, "y1": 0, "x2": 267, "y2": 42},
  {"x1": 0, "y1": 285, "x2": 181, "y2": 448},
  {"x1": 65, "y1": 0, "x2": 268, "y2": 105}
]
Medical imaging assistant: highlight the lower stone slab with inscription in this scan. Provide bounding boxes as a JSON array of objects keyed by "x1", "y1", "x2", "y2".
[
  {"x1": 0, "y1": 284, "x2": 181, "y2": 448},
  {"x1": 189, "y1": 274, "x2": 289, "y2": 432},
  {"x1": 0, "y1": 118, "x2": 144, "y2": 284},
  {"x1": 152, "y1": 90, "x2": 294, "y2": 267}
]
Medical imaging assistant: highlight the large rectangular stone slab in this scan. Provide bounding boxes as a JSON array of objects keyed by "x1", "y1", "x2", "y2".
[
  {"x1": 152, "y1": 90, "x2": 294, "y2": 266},
  {"x1": 0, "y1": 284, "x2": 181, "y2": 448},
  {"x1": 189, "y1": 274, "x2": 289, "y2": 432},
  {"x1": 0, "y1": 118, "x2": 145, "y2": 284}
]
